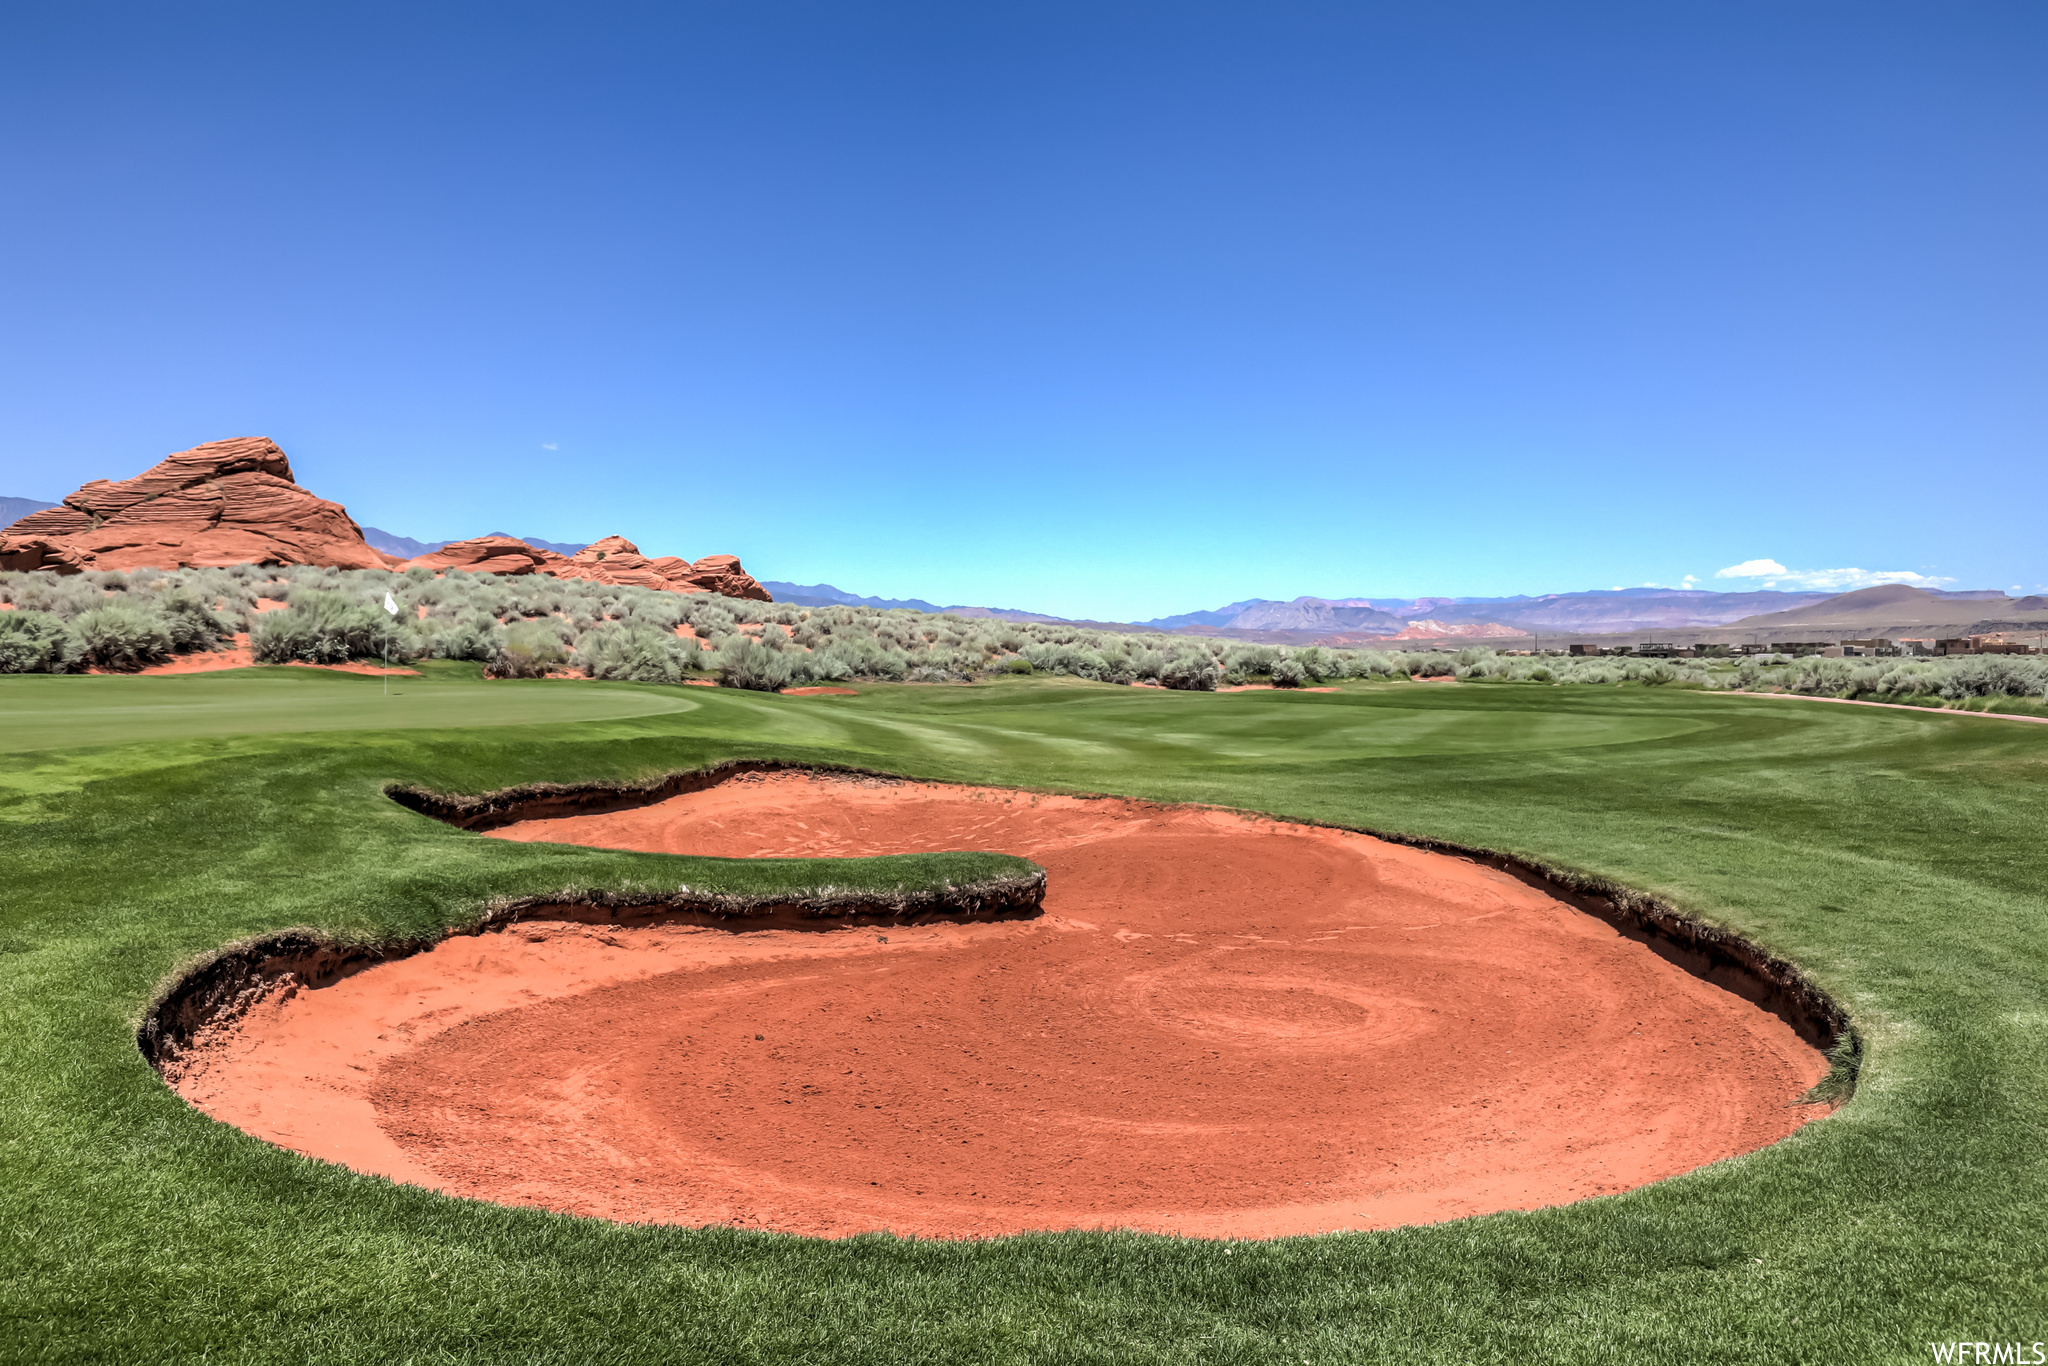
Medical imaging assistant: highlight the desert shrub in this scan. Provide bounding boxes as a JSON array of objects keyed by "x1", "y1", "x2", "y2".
[
  {"x1": 1222, "y1": 644, "x2": 1277, "y2": 683},
  {"x1": 425, "y1": 611, "x2": 503, "y2": 662},
  {"x1": 153, "y1": 585, "x2": 232, "y2": 652},
  {"x1": 1528, "y1": 665, "x2": 1554, "y2": 683},
  {"x1": 798, "y1": 641, "x2": 860, "y2": 682},
  {"x1": 579, "y1": 623, "x2": 700, "y2": 684},
  {"x1": 1006, "y1": 657, "x2": 1035, "y2": 675},
  {"x1": 1158, "y1": 651, "x2": 1221, "y2": 691},
  {"x1": 251, "y1": 591, "x2": 406, "y2": 664},
  {"x1": 717, "y1": 634, "x2": 794, "y2": 691},
  {"x1": 0, "y1": 610, "x2": 82, "y2": 673},
  {"x1": 71, "y1": 603, "x2": 175, "y2": 670},
  {"x1": 1270, "y1": 656, "x2": 1307, "y2": 688},
  {"x1": 491, "y1": 621, "x2": 571, "y2": 678},
  {"x1": 1022, "y1": 641, "x2": 1109, "y2": 680},
  {"x1": 9, "y1": 574, "x2": 102, "y2": 619},
  {"x1": 906, "y1": 664, "x2": 956, "y2": 684}
]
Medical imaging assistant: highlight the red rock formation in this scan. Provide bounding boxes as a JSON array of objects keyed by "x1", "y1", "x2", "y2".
[
  {"x1": 403, "y1": 536, "x2": 569, "y2": 577},
  {"x1": 0, "y1": 437, "x2": 392, "y2": 573},
  {"x1": 1, "y1": 439, "x2": 773, "y2": 602},
  {"x1": 0, "y1": 534, "x2": 93, "y2": 574},
  {"x1": 551, "y1": 535, "x2": 771, "y2": 601},
  {"x1": 680, "y1": 553, "x2": 771, "y2": 600}
]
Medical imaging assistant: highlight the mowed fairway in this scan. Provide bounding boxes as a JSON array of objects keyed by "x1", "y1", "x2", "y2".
[{"x1": 2, "y1": 669, "x2": 2043, "y2": 1363}]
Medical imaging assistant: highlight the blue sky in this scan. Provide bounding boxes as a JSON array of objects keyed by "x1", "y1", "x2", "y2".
[{"x1": 2, "y1": 2, "x2": 2043, "y2": 620}]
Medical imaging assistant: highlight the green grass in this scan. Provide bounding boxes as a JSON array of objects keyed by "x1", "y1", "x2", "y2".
[{"x1": 3, "y1": 672, "x2": 2044, "y2": 1363}]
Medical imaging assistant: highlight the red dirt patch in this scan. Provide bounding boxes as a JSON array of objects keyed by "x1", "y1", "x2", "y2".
[
  {"x1": 782, "y1": 686, "x2": 857, "y2": 696},
  {"x1": 91, "y1": 632, "x2": 421, "y2": 677},
  {"x1": 173, "y1": 773, "x2": 1826, "y2": 1240},
  {"x1": 1217, "y1": 684, "x2": 1337, "y2": 693}
]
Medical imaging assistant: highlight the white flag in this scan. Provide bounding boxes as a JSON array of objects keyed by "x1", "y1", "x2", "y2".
[{"x1": 383, "y1": 591, "x2": 400, "y2": 617}]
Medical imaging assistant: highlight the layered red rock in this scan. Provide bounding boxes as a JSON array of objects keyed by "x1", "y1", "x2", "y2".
[
  {"x1": 0, "y1": 437, "x2": 393, "y2": 574},
  {"x1": 552, "y1": 535, "x2": 771, "y2": 601},
  {"x1": 2, "y1": 438, "x2": 773, "y2": 603},
  {"x1": 403, "y1": 536, "x2": 569, "y2": 577}
]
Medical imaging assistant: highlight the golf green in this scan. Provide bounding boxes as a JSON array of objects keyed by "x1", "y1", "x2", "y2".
[{"x1": 2, "y1": 669, "x2": 2041, "y2": 1362}]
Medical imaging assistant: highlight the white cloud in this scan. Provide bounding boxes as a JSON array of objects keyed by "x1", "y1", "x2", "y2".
[
  {"x1": 1712, "y1": 559, "x2": 1955, "y2": 592},
  {"x1": 1715, "y1": 559, "x2": 1788, "y2": 579},
  {"x1": 541, "y1": 442, "x2": 559, "y2": 451}
]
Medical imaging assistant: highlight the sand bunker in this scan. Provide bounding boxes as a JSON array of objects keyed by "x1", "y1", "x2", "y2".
[{"x1": 168, "y1": 772, "x2": 1827, "y2": 1239}]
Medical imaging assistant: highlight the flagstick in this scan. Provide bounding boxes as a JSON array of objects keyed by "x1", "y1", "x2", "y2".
[{"x1": 381, "y1": 588, "x2": 401, "y2": 698}]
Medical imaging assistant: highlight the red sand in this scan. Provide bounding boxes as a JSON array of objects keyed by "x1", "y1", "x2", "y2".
[
  {"x1": 782, "y1": 686, "x2": 858, "y2": 696},
  {"x1": 172, "y1": 773, "x2": 1826, "y2": 1240}
]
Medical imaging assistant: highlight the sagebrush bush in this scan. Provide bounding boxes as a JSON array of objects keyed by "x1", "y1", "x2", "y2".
[
  {"x1": 579, "y1": 623, "x2": 700, "y2": 684},
  {"x1": 252, "y1": 592, "x2": 407, "y2": 664},
  {"x1": 152, "y1": 586, "x2": 232, "y2": 652},
  {"x1": 490, "y1": 621, "x2": 571, "y2": 678},
  {"x1": 71, "y1": 604, "x2": 175, "y2": 670},
  {"x1": 1158, "y1": 652, "x2": 1221, "y2": 691},
  {"x1": 428, "y1": 611, "x2": 505, "y2": 663},
  {"x1": 0, "y1": 610, "x2": 82, "y2": 673},
  {"x1": 717, "y1": 634, "x2": 794, "y2": 691}
]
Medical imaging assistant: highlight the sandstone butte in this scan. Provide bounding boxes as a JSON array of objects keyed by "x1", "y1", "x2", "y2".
[
  {"x1": 0, "y1": 438, "x2": 771, "y2": 602},
  {"x1": 408, "y1": 534, "x2": 771, "y2": 600}
]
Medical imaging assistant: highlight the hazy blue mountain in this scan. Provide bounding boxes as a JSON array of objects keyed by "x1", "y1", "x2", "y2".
[
  {"x1": 0, "y1": 496, "x2": 57, "y2": 527},
  {"x1": 761, "y1": 581, "x2": 1067, "y2": 622},
  {"x1": 1138, "y1": 587, "x2": 1848, "y2": 635},
  {"x1": 1136, "y1": 600, "x2": 1273, "y2": 629},
  {"x1": 761, "y1": 582, "x2": 946, "y2": 612},
  {"x1": 1225, "y1": 598, "x2": 1410, "y2": 633}
]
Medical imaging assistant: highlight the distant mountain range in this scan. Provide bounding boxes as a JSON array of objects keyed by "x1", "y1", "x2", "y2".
[
  {"x1": 0, "y1": 496, "x2": 56, "y2": 525},
  {"x1": 1136, "y1": 588, "x2": 1864, "y2": 636},
  {"x1": 1714, "y1": 584, "x2": 2048, "y2": 634},
  {"x1": 760, "y1": 581, "x2": 1067, "y2": 623},
  {"x1": 359, "y1": 527, "x2": 588, "y2": 559}
]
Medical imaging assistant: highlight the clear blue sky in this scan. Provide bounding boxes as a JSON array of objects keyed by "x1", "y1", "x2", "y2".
[{"x1": 2, "y1": 2, "x2": 2042, "y2": 620}]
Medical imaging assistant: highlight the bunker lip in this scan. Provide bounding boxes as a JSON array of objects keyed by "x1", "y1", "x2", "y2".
[
  {"x1": 139, "y1": 865, "x2": 1046, "y2": 1079},
  {"x1": 144, "y1": 765, "x2": 1854, "y2": 1241}
]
